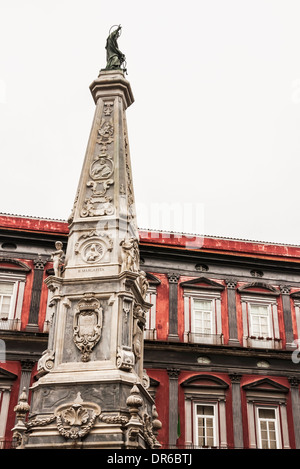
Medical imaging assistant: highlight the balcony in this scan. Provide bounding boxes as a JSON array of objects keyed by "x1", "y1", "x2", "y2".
[
  {"x1": 0, "y1": 438, "x2": 17, "y2": 449},
  {"x1": 144, "y1": 328, "x2": 157, "y2": 340},
  {"x1": 0, "y1": 318, "x2": 21, "y2": 331},
  {"x1": 184, "y1": 332, "x2": 223, "y2": 345},
  {"x1": 244, "y1": 336, "x2": 282, "y2": 350}
]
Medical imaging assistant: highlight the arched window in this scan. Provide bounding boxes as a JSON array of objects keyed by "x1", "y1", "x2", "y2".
[
  {"x1": 181, "y1": 374, "x2": 229, "y2": 448},
  {"x1": 243, "y1": 378, "x2": 290, "y2": 449}
]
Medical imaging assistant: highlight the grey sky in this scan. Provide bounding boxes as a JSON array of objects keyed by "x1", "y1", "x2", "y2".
[{"x1": 1, "y1": 0, "x2": 300, "y2": 245}]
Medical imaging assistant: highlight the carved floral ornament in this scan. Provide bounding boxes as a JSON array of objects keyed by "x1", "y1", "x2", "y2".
[{"x1": 73, "y1": 294, "x2": 103, "y2": 362}]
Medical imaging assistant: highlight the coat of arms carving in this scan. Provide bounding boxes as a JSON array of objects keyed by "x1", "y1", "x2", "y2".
[{"x1": 73, "y1": 294, "x2": 103, "y2": 362}]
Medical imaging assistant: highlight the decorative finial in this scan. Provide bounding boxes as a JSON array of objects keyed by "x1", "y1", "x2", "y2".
[{"x1": 105, "y1": 25, "x2": 127, "y2": 73}]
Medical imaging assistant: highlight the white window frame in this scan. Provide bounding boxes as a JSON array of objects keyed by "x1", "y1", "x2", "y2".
[
  {"x1": 256, "y1": 406, "x2": 280, "y2": 449},
  {"x1": 0, "y1": 273, "x2": 26, "y2": 331},
  {"x1": 192, "y1": 298, "x2": 214, "y2": 336},
  {"x1": 293, "y1": 300, "x2": 300, "y2": 340},
  {"x1": 0, "y1": 385, "x2": 12, "y2": 447},
  {"x1": 0, "y1": 281, "x2": 17, "y2": 319},
  {"x1": 193, "y1": 402, "x2": 218, "y2": 448},
  {"x1": 144, "y1": 286, "x2": 157, "y2": 340},
  {"x1": 249, "y1": 303, "x2": 272, "y2": 338},
  {"x1": 241, "y1": 295, "x2": 280, "y2": 349},
  {"x1": 184, "y1": 290, "x2": 222, "y2": 344}
]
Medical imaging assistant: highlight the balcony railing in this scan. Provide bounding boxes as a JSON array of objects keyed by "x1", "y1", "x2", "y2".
[
  {"x1": 244, "y1": 336, "x2": 282, "y2": 349},
  {"x1": 0, "y1": 318, "x2": 21, "y2": 331},
  {"x1": 0, "y1": 438, "x2": 17, "y2": 449},
  {"x1": 144, "y1": 328, "x2": 157, "y2": 340},
  {"x1": 184, "y1": 332, "x2": 223, "y2": 345}
]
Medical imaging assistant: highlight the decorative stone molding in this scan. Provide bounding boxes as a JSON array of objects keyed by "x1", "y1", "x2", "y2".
[
  {"x1": 225, "y1": 278, "x2": 237, "y2": 289},
  {"x1": 229, "y1": 373, "x2": 242, "y2": 383},
  {"x1": 142, "y1": 370, "x2": 150, "y2": 389},
  {"x1": 143, "y1": 412, "x2": 161, "y2": 449},
  {"x1": 195, "y1": 264, "x2": 209, "y2": 272},
  {"x1": 167, "y1": 368, "x2": 181, "y2": 379},
  {"x1": 167, "y1": 273, "x2": 180, "y2": 284},
  {"x1": 22, "y1": 393, "x2": 101, "y2": 443},
  {"x1": 250, "y1": 270, "x2": 264, "y2": 278},
  {"x1": 73, "y1": 294, "x2": 103, "y2": 362},
  {"x1": 37, "y1": 349, "x2": 55, "y2": 377},
  {"x1": 151, "y1": 405, "x2": 162, "y2": 441},
  {"x1": 33, "y1": 255, "x2": 47, "y2": 270},
  {"x1": 116, "y1": 346, "x2": 135, "y2": 371},
  {"x1": 288, "y1": 376, "x2": 300, "y2": 388},
  {"x1": 55, "y1": 392, "x2": 100, "y2": 440},
  {"x1": 99, "y1": 414, "x2": 128, "y2": 425},
  {"x1": 280, "y1": 285, "x2": 291, "y2": 295},
  {"x1": 125, "y1": 385, "x2": 144, "y2": 444}
]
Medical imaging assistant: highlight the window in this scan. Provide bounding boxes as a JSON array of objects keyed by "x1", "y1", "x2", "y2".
[
  {"x1": 143, "y1": 273, "x2": 160, "y2": 340},
  {"x1": 0, "y1": 274, "x2": 27, "y2": 331},
  {"x1": 184, "y1": 293, "x2": 223, "y2": 345},
  {"x1": 257, "y1": 407, "x2": 279, "y2": 449},
  {"x1": 195, "y1": 404, "x2": 216, "y2": 448},
  {"x1": 0, "y1": 282, "x2": 14, "y2": 319},
  {"x1": 243, "y1": 378, "x2": 290, "y2": 449},
  {"x1": 193, "y1": 300, "x2": 213, "y2": 335},
  {"x1": 249, "y1": 304, "x2": 271, "y2": 338},
  {"x1": 0, "y1": 368, "x2": 17, "y2": 449},
  {"x1": 241, "y1": 296, "x2": 281, "y2": 349},
  {"x1": 144, "y1": 287, "x2": 157, "y2": 340},
  {"x1": 182, "y1": 375, "x2": 228, "y2": 449},
  {"x1": 181, "y1": 277, "x2": 224, "y2": 345}
]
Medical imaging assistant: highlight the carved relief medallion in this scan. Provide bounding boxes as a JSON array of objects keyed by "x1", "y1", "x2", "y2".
[
  {"x1": 73, "y1": 295, "x2": 103, "y2": 362},
  {"x1": 74, "y1": 230, "x2": 113, "y2": 264}
]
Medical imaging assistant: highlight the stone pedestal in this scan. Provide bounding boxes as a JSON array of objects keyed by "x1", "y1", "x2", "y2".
[{"x1": 18, "y1": 70, "x2": 161, "y2": 449}]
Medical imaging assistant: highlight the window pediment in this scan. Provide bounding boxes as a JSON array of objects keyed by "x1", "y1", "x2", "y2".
[
  {"x1": 291, "y1": 290, "x2": 300, "y2": 299},
  {"x1": 243, "y1": 378, "x2": 288, "y2": 394},
  {"x1": 238, "y1": 282, "x2": 279, "y2": 296},
  {"x1": 145, "y1": 273, "x2": 161, "y2": 286},
  {"x1": 181, "y1": 374, "x2": 228, "y2": 390},
  {"x1": 0, "y1": 258, "x2": 31, "y2": 273},
  {"x1": 180, "y1": 277, "x2": 224, "y2": 291},
  {"x1": 0, "y1": 367, "x2": 17, "y2": 384}
]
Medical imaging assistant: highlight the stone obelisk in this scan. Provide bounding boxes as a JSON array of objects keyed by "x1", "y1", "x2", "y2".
[{"x1": 13, "y1": 26, "x2": 161, "y2": 449}]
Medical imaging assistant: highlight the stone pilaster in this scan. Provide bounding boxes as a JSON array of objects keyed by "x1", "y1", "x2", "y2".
[
  {"x1": 229, "y1": 373, "x2": 244, "y2": 449},
  {"x1": 167, "y1": 273, "x2": 180, "y2": 342},
  {"x1": 26, "y1": 256, "x2": 46, "y2": 332},
  {"x1": 280, "y1": 286, "x2": 295, "y2": 349},
  {"x1": 225, "y1": 279, "x2": 240, "y2": 346},
  {"x1": 288, "y1": 377, "x2": 300, "y2": 448},
  {"x1": 167, "y1": 368, "x2": 180, "y2": 447}
]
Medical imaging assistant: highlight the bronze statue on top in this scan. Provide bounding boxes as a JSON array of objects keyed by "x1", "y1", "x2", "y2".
[{"x1": 105, "y1": 25, "x2": 127, "y2": 73}]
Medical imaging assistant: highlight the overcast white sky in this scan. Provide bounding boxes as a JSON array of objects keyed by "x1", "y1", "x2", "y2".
[{"x1": 1, "y1": 0, "x2": 300, "y2": 245}]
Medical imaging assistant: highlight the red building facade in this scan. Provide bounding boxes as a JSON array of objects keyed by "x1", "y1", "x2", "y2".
[{"x1": 1, "y1": 214, "x2": 300, "y2": 449}]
